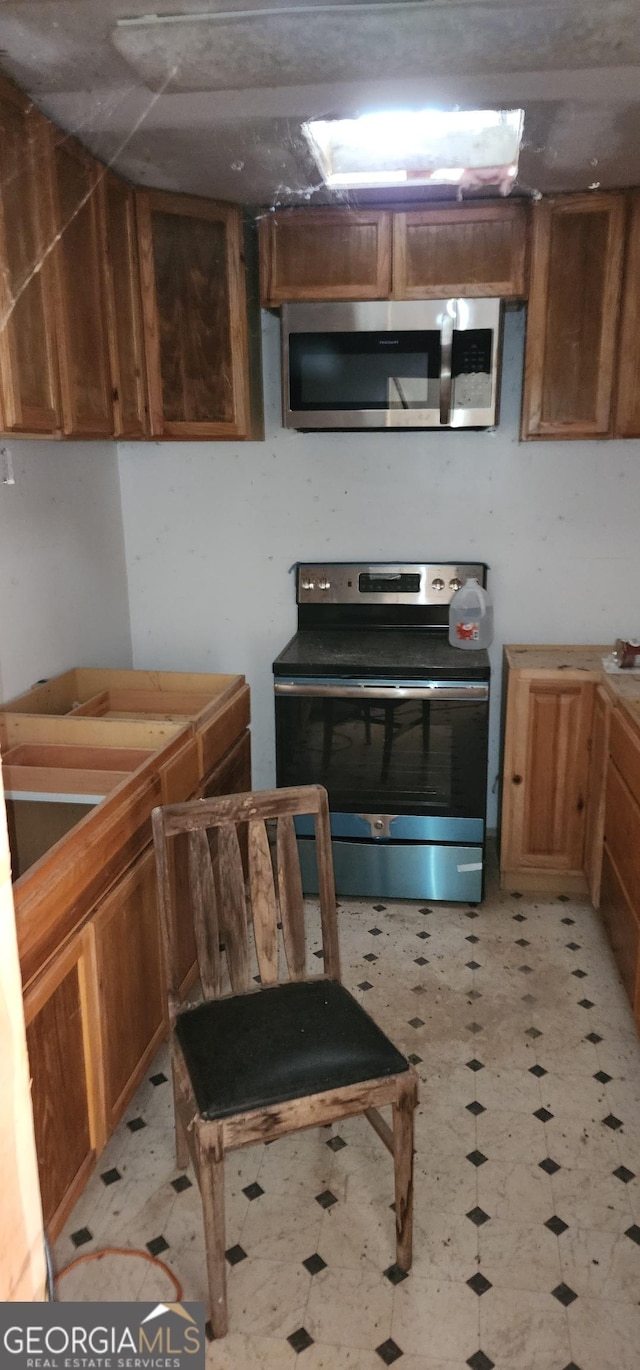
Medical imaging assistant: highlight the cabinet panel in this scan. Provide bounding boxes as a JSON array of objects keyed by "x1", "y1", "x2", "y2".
[
  {"x1": 53, "y1": 138, "x2": 114, "y2": 436},
  {"x1": 600, "y1": 847, "x2": 640, "y2": 1016},
  {"x1": 615, "y1": 190, "x2": 640, "y2": 437},
  {"x1": 24, "y1": 927, "x2": 104, "y2": 1235},
  {"x1": 501, "y1": 673, "x2": 594, "y2": 887},
  {"x1": 0, "y1": 79, "x2": 61, "y2": 434},
  {"x1": 609, "y1": 706, "x2": 640, "y2": 811},
  {"x1": 522, "y1": 194, "x2": 625, "y2": 439},
  {"x1": 393, "y1": 203, "x2": 529, "y2": 299},
  {"x1": 260, "y1": 210, "x2": 392, "y2": 304},
  {"x1": 604, "y1": 759, "x2": 640, "y2": 917},
  {"x1": 94, "y1": 847, "x2": 166, "y2": 1128},
  {"x1": 584, "y1": 686, "x2": 611, "y2": 908},
  {"x1": 138, "y1": 190, "x2": 254, "y2": 439},
  {"x1": 104, "y1": 173, "x2": 148, "y2": 438}
]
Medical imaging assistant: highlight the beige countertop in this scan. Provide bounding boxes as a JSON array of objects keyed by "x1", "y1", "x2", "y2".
[{"x1": 504, "y1": 644, "x2": 640, "y2": 730}]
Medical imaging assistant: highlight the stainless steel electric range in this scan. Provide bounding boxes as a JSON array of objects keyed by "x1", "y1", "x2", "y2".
[{"x1": 273, "y1": 562, "x2": 490, "y2": 903}]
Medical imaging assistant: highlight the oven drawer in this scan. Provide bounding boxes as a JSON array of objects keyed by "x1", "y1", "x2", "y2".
[
  {"x1": 297, "y1": 836, "x2": 484, "y2": 902},
  {"x1": 295, "y1": 812, "x2": 484, "y2": 842}
]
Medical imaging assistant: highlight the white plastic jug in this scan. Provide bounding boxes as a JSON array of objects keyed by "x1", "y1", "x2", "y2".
[{"x1": 448, "y1": 577, "x2": 494, "y2": 650}]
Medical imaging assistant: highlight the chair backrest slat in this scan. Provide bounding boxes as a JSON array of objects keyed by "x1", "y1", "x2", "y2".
[
  {"x1": 276, "y1": 813, "x2": 306, "y2": 981},
  {"x1": 248, "y1": 818, "x2": 279, "y2": 985},
  {"x1": 218, "y1": 822, "x2": 250, "y2": 993},
  {"x1": 187, "y1": 829, "x2": 221, "y2": 999}
]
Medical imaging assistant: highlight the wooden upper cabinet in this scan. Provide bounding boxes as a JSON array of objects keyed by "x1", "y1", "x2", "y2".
[
  {"x1": 0, "y1": 78, "x2": 62, "y2": 435},
  {"x1": 615, "y1": 190, "x2": 640, "y2": 437},
  {"x1": 137, "y1": 190, "x2": 258, "y2": 440},
  {"x1": 521, "y1": 193, "x2": 625, "y2": 440},
  {"x1": 52, "y1": 136, "x2": 114, "y2": 437},
  {"x1": 393, "y1": 202, "x2": 529, "y2": 299},
  {"x1": 104, "y1": 172, "x2": 148, "y2": 438},
  {"x1": 259, "y1": 209, "x2": 392, "y2": 304}
]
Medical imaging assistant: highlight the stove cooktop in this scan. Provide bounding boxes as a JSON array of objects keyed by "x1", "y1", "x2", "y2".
[{"x1": 273, "y1": 629, "x2": 491, "y2": 681}]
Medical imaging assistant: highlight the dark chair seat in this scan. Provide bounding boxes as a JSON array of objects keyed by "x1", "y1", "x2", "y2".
[{"x1": 176, "y1": 978, "x2": 410, "y2": 1121}]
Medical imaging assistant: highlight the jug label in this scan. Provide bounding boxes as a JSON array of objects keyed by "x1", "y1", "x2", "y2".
[{"x1": 456, "y1": 621, "x2": 480, "y2": 642}]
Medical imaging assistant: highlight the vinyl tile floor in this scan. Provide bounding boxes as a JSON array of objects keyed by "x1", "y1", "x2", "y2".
[{"x1": 55, "y1": 863, "x2": 640, "y2": 1369}]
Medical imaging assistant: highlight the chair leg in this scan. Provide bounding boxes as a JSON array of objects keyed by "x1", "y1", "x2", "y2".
[
  {"x1": 173, "y1": 1074, "x2": 190, "y2": 1170},
  {"x1": 393, "y1": 1075, "x2": 417, "y2": 1271},
  {"x1": 198, "y1": 1126, "x2": 228, "y2": 1339}
]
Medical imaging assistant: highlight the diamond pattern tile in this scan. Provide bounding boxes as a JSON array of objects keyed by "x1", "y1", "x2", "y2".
[
  {"x1": 376, "y1": 1339, "x2": 403, "y2": 1365},
  {"x1": 467, "y1": 1352, "x2": 495, "y2": 1370},
  {"x1": 288, "y1": 1328, "x2": 315, "y2": 1354},
  {"x1": 315, "y1": 1189, "x2": 338, "y2": 1209},
  {"x1": 467, "y1": 1272, "x2": 492, "y2": 1295},
  {"x1": 545, "y1": 1215, "x2": 569, "y2": 1236},
  {"x1": 552, "y1": 1282, "x2": 578, "y2": 1307},
  {"x1": 225, "y1": 1244, "x2": 247, "y2": 1266},
  {"x1": 171, "y1": 1175, "x2": 192, "y2": 1193},
  {"x1": 467, "y1": 1206, "x2": 491, "y2": 1226},
  {"x1": 539, "y1": 1157, "x2": 561, "y2": 1175},
  {"x1": 466, "y1": 1058, "x2": 484, "y2": 1072},
  {"x1": 603, "y1": 1114, "x2": 623, "y2": 1130},
  {"x1": 326, "y1": 1134, "x2": 347, "y2": 1152},
  {"x1": 242, "y1": 1182, "x2": 265, "y2": 1200},
  {"x1": 146, "y1": 1235, "x2": 169, "y2": 1257},
  {"x1": 466, "y1": 1100, "x2": 486, "y2": 1116},
  {"x1": 303, "y1": 1253, "x2": 327, "y2": 1275},
  {"x1": 384, "y1": 1263, "x2": 409, "y2": 1285},
  {"x1": 613, "y1": 1166, "x2": 635, "y2": 1184},
  {"x1": 466, "y1": 1149, "x2": 488, "y2": 1167}
]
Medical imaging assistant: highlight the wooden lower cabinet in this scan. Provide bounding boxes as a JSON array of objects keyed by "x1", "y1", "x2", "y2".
[
  {"x1": 600, "y1": 847, "x2": 640, "y2": 1026},
  {"x1": 94, "y1": 848, "x2": 167, "y2": 1131},
  {"x1": 501, "y1": 666, "x2": 595, "y2": 892},
  {"x1": 24, "y1": 926, "x2": 104, "y2": 1236}
]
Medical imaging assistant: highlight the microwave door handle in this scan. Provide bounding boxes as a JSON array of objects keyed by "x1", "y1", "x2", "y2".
[{"x1": 439, "y1": 306, "x2": 455, "y2": 426}]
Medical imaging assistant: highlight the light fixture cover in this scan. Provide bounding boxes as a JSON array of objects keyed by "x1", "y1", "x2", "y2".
[{"x1": 303, "y1": 108, "x2": 524, "y2": 194}]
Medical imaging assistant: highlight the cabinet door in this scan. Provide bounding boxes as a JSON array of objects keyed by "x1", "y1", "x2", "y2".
[
  {"x1": 501, "y1": 673, "x2": 594, "y2": 888},
  {"x1": 259, "y1": 209, "x2": 392, "y2": 304},
  {"x1": 600, "y1": 847, "x2": 640, "y2": 1022},
  {"x1": 393, "y1": 203, "x2": 529, "y2": 300},
  {"x1": 53, "y1": 138, "x2": 114, "y2": 437},
  {"x1": 94, "y1": 847, "x2": 167, "y2": 1130},
  {"x1": 615, "y1": 190, "x2": 640, "y2": 437},
  {"x1": 104, "y1": 172, "x2": 148, "y2": 438},
  {"x1": 521, "y1": 194, "x2": 625, "y2": 439},
  {"x1": 137, "y1": 190, "x2": 252, "y2": 439},
  {"x1": 23, "y1": 926, "x2": 105, "y2": 1237},
  {"x1": 0, "y1": 79, "x2": 62, "y2": 435},
  {"x1": 584, "y1": 686, "x2": 612, "y2": 907}
]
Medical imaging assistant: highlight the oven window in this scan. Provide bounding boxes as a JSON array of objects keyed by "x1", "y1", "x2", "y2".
[
  {"x1": 288, "y1": 331, "x2": 440, "y2": 412},
  {"x1": 275, "y1": 693, "x2": 488, "y2": 817}
]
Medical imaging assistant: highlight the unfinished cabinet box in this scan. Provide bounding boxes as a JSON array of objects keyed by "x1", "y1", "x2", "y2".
[
  {"x1": 521, "y1": 193, "x2": 625, "y2": 439},
  {"x1": 104, "y1": 171, "x2": 148, "y2": 438},
  {"x1": 500, "y1": 651, "x2": 596, "y2": 893},
  {"x1": 259, "y1": 209, "x2": 392, "y2": 304},
  {"x1": 392, "y1": 202, "x2": 529, "y2": 300},
  {"x1": 23, "y1": 925, "x2": 104, "y2": 1235},
  {"x1": 94, "y1": 847, "x2": 167, "y2": 1130},
  {"x1": 0, "y1": 76, "x2": 62, "y2": 436},
  {"x1": 137, "y1": 189, "x2": 262, "y2": 440},
  {"x1": 52, "y1": 136, "x2": 114, "y2": 437}
]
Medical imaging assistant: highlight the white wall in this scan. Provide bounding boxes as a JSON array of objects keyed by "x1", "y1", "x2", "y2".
[
  {"x1": 118, "y1": 309, "x2": 640, "y2": 825},
  {"x1": 0, "y1": 440, "x2": 132, "y2": 703}
]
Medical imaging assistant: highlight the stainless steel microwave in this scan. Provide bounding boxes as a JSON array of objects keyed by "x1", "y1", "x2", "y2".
[{"x1": 281, "y1": 298, "x2": 503, "y2": 430}]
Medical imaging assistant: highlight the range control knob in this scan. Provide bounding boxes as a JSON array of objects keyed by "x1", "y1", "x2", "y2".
[
  {"x1": 449, "y1": 577, "x2": 462, "y2": 591},
  {"x1": 301, "y1": 579, "x2": 315, "y2": 591},
  {"x1": 431, "y1": 577, "x2": 445, "y2": 591},
  {"x1": 318, "y1": 579, "x2": 331, "y2": 591}
]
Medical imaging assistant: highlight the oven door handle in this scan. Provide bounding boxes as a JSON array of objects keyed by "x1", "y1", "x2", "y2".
[{"x1": 274, "y1": 682, "x2": 489, "y2": 701}]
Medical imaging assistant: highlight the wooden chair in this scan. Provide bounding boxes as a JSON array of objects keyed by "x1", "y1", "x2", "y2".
[{"x1": 151, "y1": 783, "x2": 418, "y2": 1339}]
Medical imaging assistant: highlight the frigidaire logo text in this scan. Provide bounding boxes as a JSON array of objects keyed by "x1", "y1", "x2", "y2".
[{"x1": 1, "y1": 1304, "x2": 205, "y2": 1370}]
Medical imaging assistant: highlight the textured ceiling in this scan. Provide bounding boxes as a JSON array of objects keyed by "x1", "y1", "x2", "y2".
[{"x1": 0, "y1": 0, "x2": 639, "y2": 204}]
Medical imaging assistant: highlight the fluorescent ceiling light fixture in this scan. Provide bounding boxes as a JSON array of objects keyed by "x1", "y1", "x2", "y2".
[{"x1": 303, "y1": 108, "x2": 524, "y2": 193}]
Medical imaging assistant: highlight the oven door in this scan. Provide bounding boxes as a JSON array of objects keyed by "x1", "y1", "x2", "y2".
[{"x1": 274, "y1": 677, "x2": 489, "y2": 826}]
